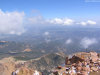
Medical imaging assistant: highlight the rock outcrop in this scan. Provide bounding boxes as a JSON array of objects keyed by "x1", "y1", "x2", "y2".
[
  {"x1": 0, "y1": 57, "x2": 41, "y2": 75},
  {"x1": 52, "y1": 52, "x2": 100, "y2": 75},
  {"x1": 12, "y1": 67, "x2": 42, "y2": 75}
]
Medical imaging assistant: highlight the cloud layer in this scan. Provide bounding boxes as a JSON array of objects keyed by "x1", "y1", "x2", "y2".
[
  {"x1": 48, "y1": 18, "x2": 74, "y2": 25},
  {"x1": 0, "y1": 9, "x2": 25, "y2": 35},
  {"x1": 77, "y1": 20, "x2": 97, "y2": 26},
  {"x1": 65, "y1": 39, "x2": 72, "y2": 44},
  {"x1": 0, "y1": 9, "x2": 98, "y2": 35},
  {"x1": 80, "y1": 37, "x2": 98, "y2": 48},
  {"x1": 44, "y1": 31, "x2": 49, "y2": 36},
  {"x1": 28, "y1": 16, "x2": 97, "y2": 26}
]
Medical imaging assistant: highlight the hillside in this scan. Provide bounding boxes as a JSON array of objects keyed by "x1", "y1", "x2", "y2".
[
  {"x1": 0, "y1": 52, "x2": 66, "y2": 75},
  {"x1": 25, "y1": 52, "x2": 66, "y2": 74}
]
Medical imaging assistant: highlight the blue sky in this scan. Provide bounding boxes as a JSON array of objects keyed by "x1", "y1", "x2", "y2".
[{"x1": 0, "y1": 0, "x2": 100, "y2": 19}]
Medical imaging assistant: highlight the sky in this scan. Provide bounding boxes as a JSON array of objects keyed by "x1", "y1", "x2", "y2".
[
  {"x1": 0, "y1": 0, "x2": 100, "y2": 18},
  {"x1": 0, "y1": 0, "x2": 100, "y2": 35}
]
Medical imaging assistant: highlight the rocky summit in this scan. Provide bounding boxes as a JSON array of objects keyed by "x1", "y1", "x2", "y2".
[{"x1": 51, "y1": 52, "x2": 100, "y2": 75}]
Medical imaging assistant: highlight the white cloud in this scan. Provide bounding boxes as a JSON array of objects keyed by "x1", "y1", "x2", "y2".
[
  {"x1": 63, "y1": 18, "x2": 74, "y2": 25},
  {"x1": 79, "y1": 22, "x2": 87, "y2": 26},
  {"x1": 27, "y1": 15, "x2": 97, "y2": 27},
  {"x1": 49, "y1": 18, "x2": 63, "y2": 24},
  {"x1": 77, "y1": 20, "x2": 96, "y2": 26},
  {"x1": 87, "y1": 20, "x2": 96, "y2": 25},
  {"x1": 0, "y1": 9, "x2": 98, "y2": 35},
  {"x1": 65, "y1": 39, "x2": 72, "y2": 44},
  {"x1": 80, "y1": 37, "x2": 98, "y2": 48},
  {"x1": 48, "y1": 18, "x2": 74, "y2": 25},
  {"x1": 44, "y1": 31, "x2": 49, "y2": 36},
  {"x1": 0, "y1": 9, "x2": 25, "y2": 35},
  {"x1": 44, "y1": 32, "x2": 50, "y2": 43},
  {"x1": 28, "y1": 17, "x2": 74, "y2": 26}
]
